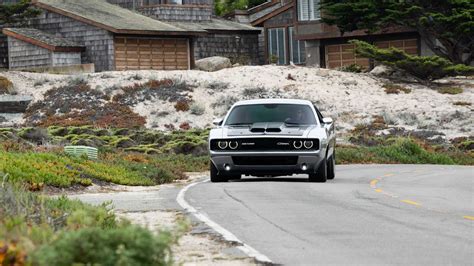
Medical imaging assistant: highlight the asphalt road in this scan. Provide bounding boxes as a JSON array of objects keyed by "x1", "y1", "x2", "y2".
[{"x1": 185, "y1": 165, "x2": 474, "y2": 265}]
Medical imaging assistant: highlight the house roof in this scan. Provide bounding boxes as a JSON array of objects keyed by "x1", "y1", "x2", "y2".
[
  {"x1": 251, "y1": 2, "x2": 293, "y2": 26},
  {"x1": 168, "y1": 18, "x2": 261, "y2": 33},
  {"x1": 2, "y1": 28, "x2": 84, "y2": 52},
  {"x1": 33, "y1": 0, "x2": 206, "y2": 35}
]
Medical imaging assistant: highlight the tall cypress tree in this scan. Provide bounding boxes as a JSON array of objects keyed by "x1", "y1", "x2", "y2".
[
  {"x1": 321, "y1": 0, "x2": 474, "y2": 65},
  {"x1": 0, "y1": 0, "x2": 41, "y2": 27}
]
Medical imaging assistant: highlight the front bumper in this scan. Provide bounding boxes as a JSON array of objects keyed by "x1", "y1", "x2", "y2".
[{"x1": 210, "y1": 151, "x2": 324, "y2": 175}]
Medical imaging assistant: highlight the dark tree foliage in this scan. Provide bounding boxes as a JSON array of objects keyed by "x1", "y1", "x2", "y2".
[
  {"x1": 215, "y1": 0, "x2": 267, "y2": 16},
  {"x1": 0, "y1": 0, "x2": 41, "y2": 26},
  {"x1": 350, "y1": 40, "x2": 474, "y2": 81},
  {"x1": 321, "y1": 0, "x2": 474, "y2": 65}
]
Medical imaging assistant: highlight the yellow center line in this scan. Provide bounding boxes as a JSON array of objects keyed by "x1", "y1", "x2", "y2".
[
  {"x1": 401, "y1": 200, "x2": 421, "y2": 206},
  {"x1": 383, "y1": 173, "x2": 395, "y2": 177},
  {"x1": 370, "y1": 179, "x2": 379, "y2": 188},
  {"x1": 463, "y1": 216, "x2": 474, "y2": 221}
]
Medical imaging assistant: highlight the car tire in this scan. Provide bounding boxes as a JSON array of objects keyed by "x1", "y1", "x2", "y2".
[
  {"x1": 229, "y1": 174, "x2": 241, "y2": 180},
  {"x1": 309, "y1": 158, "x2": 327, "y2": 183},
  {"x1": 210, "y1": 161, "x2": 228, "y2": 183},
  {"x1": 327, "y1": 153, "x2": 335, "y2": 180}
]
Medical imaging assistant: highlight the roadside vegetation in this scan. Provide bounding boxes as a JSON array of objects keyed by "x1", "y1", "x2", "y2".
[{"x1": 0, "y1": 182, "x2": 177, "y2": 265}]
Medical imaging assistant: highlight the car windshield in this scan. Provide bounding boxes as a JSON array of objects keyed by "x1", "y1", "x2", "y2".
[{"x1": 225, "y1": 104, "x2": 317, "y2": 126}]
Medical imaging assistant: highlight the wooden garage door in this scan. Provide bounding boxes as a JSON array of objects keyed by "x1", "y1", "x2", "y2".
[
  {"x1": 325, "y1": 44, "x2": 370, "y2": 69},
  {"x1": 375, "y1": 39, "x2": 418, "y2": 55},
  {"x1": 325, "y1": 39, "x2": 418, "y2": 69},
  {"x1": 115, "y1": 37, "x2": 189, "y2": 71}
]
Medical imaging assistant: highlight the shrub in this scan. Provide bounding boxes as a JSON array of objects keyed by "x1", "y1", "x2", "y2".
[
  {"x1": 437, "y1": 87, "x2": 463, "y2": 95},
  {"x1": 17, "y1": 127, "x2": 50, "y2": 144},
  {"x1": 349, "y1": 40, "x2": 474, "y2": 80},
  {"x1": 0, "y1": 76, "x2": 14, "y2": 94},
  {"x1": 207, "y1": 81, "x2": 229, "y2": 91},
  {"x1": 0, "y1": 151, "x2": 154, "y2": 187},
  {"x1": 128, "y1": 73, "x2": 143, "y2": 81},
  {"x1": 33, "y1": 78, "x2": 49, "y2": 87},
  {"x1": 67, "y1": 75, "x2": 87, "y2": 86},
  {"x1": 31, "y1": 226, "x2": 173, "y2": 266},
  {"x1": 453, "y1": 101, "x2": 471, "y2": 106},
  {"x1": 339, "y1": 63, "x2": 364, "y2": 73},
  {"x1": 383, "y1": 83, "x2": 411, "y2": 94},
  {"x1": 337, "y1": 138, "x2": 470, "y2": 165},
  {"x1": 113, "y1": 79, "x2": 193, "y2": 105},
  {"x1": 179, "y1": 122, "x2": 191, "y2": 130},
  {"x1": 174, "y1": 100, "x2": 190, "y2": 112},
  {"x1": 189, "y1": 103, "x2": 205, "y2": 115}
]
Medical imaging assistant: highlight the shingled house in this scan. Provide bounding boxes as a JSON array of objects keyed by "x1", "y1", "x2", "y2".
[
  {"x1": 0, "y1": 0, "x2": 260, "y2": 71},
  {"x1": 229, "y1": 0, "x2": 435, "y2": 68}
]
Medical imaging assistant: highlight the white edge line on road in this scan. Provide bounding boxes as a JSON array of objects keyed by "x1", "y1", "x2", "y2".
[{"x1": 176, "y1": 178, "x2": 273, "y2": 264}]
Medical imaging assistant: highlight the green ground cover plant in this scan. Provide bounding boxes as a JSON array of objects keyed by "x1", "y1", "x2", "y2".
[
  {"x1": 0, "y1": 183, "x2": 174, "y2": 265},
  {"x1": 337, "y1": 138, "x2": 473, "y2": 165}
]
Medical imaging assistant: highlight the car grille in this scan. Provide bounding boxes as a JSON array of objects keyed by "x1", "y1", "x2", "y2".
[
  {"x1": 232, "y1": 156, "x2": 298, "y2": 165},
  {"x1": 210, "y1": 138, "x2": 319, "y2": 151}
]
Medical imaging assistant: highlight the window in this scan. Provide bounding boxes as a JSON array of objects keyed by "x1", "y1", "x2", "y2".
[
  {"x1": 289, "y1": 27, "x2": 306, "y2": 64},
  {"x1": 297, "y1": 0, "x2": 320, "y2": 21},
  {"x1": 268, "y1": 28, "x2": 286, "y2": 65}
]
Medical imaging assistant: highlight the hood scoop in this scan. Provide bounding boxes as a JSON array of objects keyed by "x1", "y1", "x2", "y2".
[{"x1": 250, "y1": 122, "x2": 283, "y2": 133}]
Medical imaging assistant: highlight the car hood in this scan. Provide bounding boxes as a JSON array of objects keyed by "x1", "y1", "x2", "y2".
[{"x1": 222, "y1": 122, "x2": 315, "y2": 137}]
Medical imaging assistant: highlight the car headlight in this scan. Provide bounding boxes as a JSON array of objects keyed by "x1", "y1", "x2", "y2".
[
  {"x1": 304, "y1": 140, "x2": 313, "y2": 149},
  {"x1": 293, "y1": 140, "x2": 303, "y2": 149},
  {"x1": 229, "y1": 141, "x2": 239, "y2": 150},
  {"x1": 218, "y1": 141, "x2": 228, "y2": 149}
]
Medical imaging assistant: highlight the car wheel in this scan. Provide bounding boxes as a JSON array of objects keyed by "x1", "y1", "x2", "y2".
[
  {"x1": 327, "y1": 153, "x2": 335, "y2": 180},
  {"x1": 210, "y1": 161, "x2": 228, "y2": 183},
  {"x1": 309, "y1": 158, "x2": 327, "y2": 183}
]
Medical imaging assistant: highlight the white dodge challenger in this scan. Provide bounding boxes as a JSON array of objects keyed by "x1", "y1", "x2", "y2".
[{"x1": 208, "y1": 99, "x2": 336, "y2": 182}]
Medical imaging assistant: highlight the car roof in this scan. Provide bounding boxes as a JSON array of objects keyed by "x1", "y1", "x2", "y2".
[{"x1": 233, "y1": 99, "x2": 313, "y2": 106}]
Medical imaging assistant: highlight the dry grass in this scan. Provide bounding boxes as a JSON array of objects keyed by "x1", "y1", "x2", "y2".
[
  {"x1": 453, "y1": 101, "x2": 471, "y2": 106},
  {"x1": 437, "y1": 87, "x2": 463, "y2": 95},
  {"x1": 383, "y1": 83, "x2": 412, "y2": 94}
]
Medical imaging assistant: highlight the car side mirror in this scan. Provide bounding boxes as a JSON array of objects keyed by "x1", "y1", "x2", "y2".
[
  {"x1": 213, "y1": 118, "x2": 223, "y2": 126},
  {"x1": 322, "y1": 117, "x2": 333, "y2": 124}
]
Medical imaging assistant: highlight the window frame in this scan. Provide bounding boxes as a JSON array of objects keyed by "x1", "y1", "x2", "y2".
[
  {"x1": 297, "y1": 0, "x2": 321, "y2": 22},
  {"x1": 267, "y1": 27, "x2": 287, "y2": 65},
  {"x1": 289, "y1": 26, "x2": 306, "y2": 64}
]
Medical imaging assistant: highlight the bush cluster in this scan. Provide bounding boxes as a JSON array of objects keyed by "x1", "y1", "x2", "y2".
[
  {"x1": 24, "y1": 81, "x2": 145, "y2": 128},
  {"x1": 0, "y1": 184, "x2": 173, "y2": 266},
  {"x1": 349, "y1": 40, "x2": 474, "y2": 81}
]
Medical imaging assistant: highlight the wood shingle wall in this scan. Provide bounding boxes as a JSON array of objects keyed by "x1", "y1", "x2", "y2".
[
  {"x1": 194, "y1": 33, "x2": 260, "y2": 65},
  {"x1": 7, "y1": 37, "x2": 51, "y2": 69},
  {"x1": 28, "y1": 10, "x2": 115, "y2": 71},
  {"x1": 6, "y1": 36, "x2": 81, "y2": 69},
  {"x1": 139, "y1": 5, "x2": 212, "y2": 21}
]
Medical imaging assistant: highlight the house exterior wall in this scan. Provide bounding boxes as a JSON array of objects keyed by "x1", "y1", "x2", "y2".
[
  {"x1": 28, "y1": 10, "x2": 115, "y2": 71},
  {"x1": 107, "y1": 0, "x2": 213, "y2": 21},
  {"x1": 0, "y1": 33, "x2": 8, "y2": 68},
  {"x1": 52, "y1": 52, "x2": 82, "y2": 66},
  {"x1": 263, "y1": 8, "x2": 293, "y2": 28},
  {"x1": 107, "y1": 0, "x2": 212, "y2": 8},
  {"x1": 139, "y1": 5, "x2": 212, "y2": 21},
  {"x1": 7, "y1": 36, "x2": 51, "y2": 69},
  {"x1": 194, "y1": 33, "x2": 260, "y2": 65}
]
